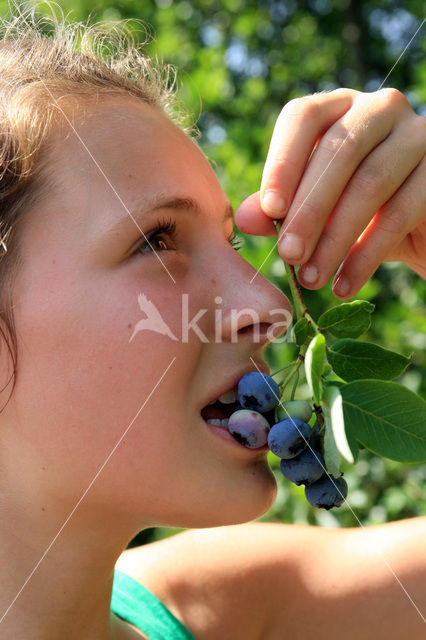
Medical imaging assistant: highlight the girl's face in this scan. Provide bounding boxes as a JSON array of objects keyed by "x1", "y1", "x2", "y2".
[{"x1": 2, "y1": 96, "x2": 292, "y2": 532}]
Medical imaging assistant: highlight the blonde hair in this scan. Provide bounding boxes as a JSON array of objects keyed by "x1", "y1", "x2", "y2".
[{"x1": 0, "y1": 0, "x2": 195, "y2": 412}]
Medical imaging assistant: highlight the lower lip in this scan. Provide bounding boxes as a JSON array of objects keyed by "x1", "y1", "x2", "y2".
[{"x1": 202, "y1": 418, "x2": 270, "y2": 453}]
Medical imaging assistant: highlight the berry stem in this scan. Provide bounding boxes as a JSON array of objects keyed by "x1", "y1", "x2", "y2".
[
  {"x1": 279, "y1": 359, "x2": 304, "y2": 400},
  {"x1": 279, "y1": 365, "x2": 299, "y2": 399},
  {"x1": 273, "y1": 220, "x2": 319, "y2": 331},
  {"x1": 271, "y1": 360, "x2": 297, "y2": 377},
  {"x1": 284, "y1": 261, "x2": 307, "y2": 321},
  {"x1": 289, "y1": 368, "x2": 299, "y2": 401}
]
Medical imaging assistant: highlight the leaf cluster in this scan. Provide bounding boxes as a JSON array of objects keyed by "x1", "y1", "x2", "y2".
[{"x1": 294, "y1": 300, "x2": 426, "y2": 478}]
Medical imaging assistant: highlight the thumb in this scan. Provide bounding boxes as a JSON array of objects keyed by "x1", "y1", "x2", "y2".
[{"x1": 234, "y1": 191, "x2": 277, "y2": 237}]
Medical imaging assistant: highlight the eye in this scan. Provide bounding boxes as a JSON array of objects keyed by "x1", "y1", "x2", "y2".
[
  {"x1": 132, "y1": 220, "x2": 240, "y2": 257},
  {"x1": 227, "y1": 230, "x2": 243, "y2": 251},
  {"x1": 134, "y1": 218, "x2": 177, "y2": 255}
]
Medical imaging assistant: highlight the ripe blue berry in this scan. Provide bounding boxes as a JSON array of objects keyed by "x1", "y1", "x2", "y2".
[
  {"x1": 237, "y1": 372, "x2": 279, "y2": 413},
  {"x1": 305, "y1": 474, "x2": 348, "y2": 509},
  {"x1": 262, "y1": 409, "x2": 277, "y2": 427},
  {"x1": 309, "y1": 425, "x2": 321, "y2": 451},
  {"x1": 267, "y1": 418, "x2": 311, "y2": 459},
  {"x1": 277, "y1": 399, "x2": 313, "y2": 423},
  {"x1": 280, "y1": 447, "x2": 326, "y2": 486},
  {"x1": 227, "y1": 409, "x2": 270, "y2": 448}
]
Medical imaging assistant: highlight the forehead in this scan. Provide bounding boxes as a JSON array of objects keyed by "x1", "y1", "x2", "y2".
[
  {"x1": 53, "y1": 93, "x2": 195, "y2": 161},
  {"x1": 44, "y1": 95, "x2": 224, "y2": 237}
]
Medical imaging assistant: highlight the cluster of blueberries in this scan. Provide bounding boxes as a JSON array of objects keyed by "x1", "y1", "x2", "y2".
[{"x1": 227, "y1": 372, "x2": 348, "y2": 510}]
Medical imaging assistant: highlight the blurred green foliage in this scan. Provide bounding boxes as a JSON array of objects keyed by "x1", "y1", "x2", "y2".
[{"x1": 2, "y1": 0, "x2": 424, "y2": 539}]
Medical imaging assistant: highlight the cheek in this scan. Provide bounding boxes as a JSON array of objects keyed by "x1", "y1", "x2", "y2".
[
  {"x1": 11, "y1": 273, "x2": 190, "y2": 470},
  {"x1": 9, "y1": 301, "x2": 199, "y2": 523},
  {"x1": 9, "y1": 264, "x2": 228, "y2": 521}
]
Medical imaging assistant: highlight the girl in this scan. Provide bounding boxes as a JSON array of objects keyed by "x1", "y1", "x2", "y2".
[{"x1": 0, "y1": 4, "x2": 424, "y2": 639}]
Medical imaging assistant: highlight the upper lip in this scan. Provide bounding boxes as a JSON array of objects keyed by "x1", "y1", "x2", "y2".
[{"x1": 200, "y1": 361, "x2": 270, "y2": 409}]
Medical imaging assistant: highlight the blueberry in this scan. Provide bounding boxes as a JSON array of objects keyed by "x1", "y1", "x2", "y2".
[
  {"x1": 267, "y1": 418, "x2": 311, "y2": 459},
  {"x1": 237, "y1": 372, "x2": 280, "y2": 413},
  {"x1": 280, "y1": 447, "x2": 326, "y2": 486},
  {"x1": 277, "y1": 399, "x2": 313, "y2": 423},
  {"x1": 262, "y1": 409, "x2": 277, "y2": 427},
  {"x1": 309, "y1": 425, "x2": 321, "y2": 451},
  {"x1": 305, "y1": 474, "x2": 348, "y2": 510},
  {"x1": 227, "y1": 409, "x2": 270, "y2": 448}
]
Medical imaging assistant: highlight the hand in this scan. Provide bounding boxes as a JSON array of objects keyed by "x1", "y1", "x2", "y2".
[{"x1": 235, "y1": 88, "x2": 426, "y2": 298}]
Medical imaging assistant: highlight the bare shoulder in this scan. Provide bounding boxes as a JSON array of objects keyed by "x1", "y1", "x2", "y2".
[
  {"x1": 115, "y1": 519, "x2": 426, "y2": 640},
  {"x1": 115, "y1": 524, "x2": 277, "y2": 640},
  {"x1": 114, "y1": 522, "x2": 344, "y2": 640}
]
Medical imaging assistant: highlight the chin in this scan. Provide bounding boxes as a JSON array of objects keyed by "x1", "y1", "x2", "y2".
[
  {"x1": 160, "y1": 462, "x2": 278, "y2": 529},
  {"x1": 231, "y1": 461, "x2": 278, "y2": 523}
]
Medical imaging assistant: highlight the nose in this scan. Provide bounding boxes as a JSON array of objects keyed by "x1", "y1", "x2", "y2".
[{"x1": 216, "y1": 249, "x2": 293, "y2": 346}]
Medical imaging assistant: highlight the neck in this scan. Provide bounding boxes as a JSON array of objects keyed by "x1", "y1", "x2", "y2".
[{"x1": 0, "y1": 480, "x2": 146, "y2": 640}]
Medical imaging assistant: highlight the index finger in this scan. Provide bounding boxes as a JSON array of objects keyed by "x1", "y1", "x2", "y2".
[{"x1": 260, "y1": 90, "x2": 355, "y2": 218}]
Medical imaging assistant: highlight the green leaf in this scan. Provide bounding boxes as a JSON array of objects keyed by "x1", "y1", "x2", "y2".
[
  {"x1": 306, "y1": 323, "x2": 316, "y2": 340},
  {"x1": 328, "y1": 339, "x2": 411, "y2": 382},
  {"x1": 323, "y1": 386, "x2": 356, "y2": 464},
  {"x1": 341, "y1": 381, "x2": 426, "y2": 462},
  {"x1": 291, "y1": 317, "x2": 308, "y2": 346},
  {"x1": 324, "y1": 379, "x2": 345, "y2": 389},
  {"x1": 305, "y1": 334, "x2": 326, "y2": 405},
  {"x1": 318, "y1": 300, "x2": 375, "y2": 338},
  {"x1": 322, "y1": 363, "x2": 332, "y2": 376}
]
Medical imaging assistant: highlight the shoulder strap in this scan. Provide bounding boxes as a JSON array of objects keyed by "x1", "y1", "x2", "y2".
[{"x1": 111, "y1": 569, "x2": 197, "y2": 640}]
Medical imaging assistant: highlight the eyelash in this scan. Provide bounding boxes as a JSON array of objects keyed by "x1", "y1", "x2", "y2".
[
  {"x1": 135, "y1": 218, "x2": 177, "y2": 255},
  {"x1": 133, "y1": 219, "x2": 243, "y2": 255},
  {"x1": 227, "y1": 230, "x2": 243, "y2": 251}
]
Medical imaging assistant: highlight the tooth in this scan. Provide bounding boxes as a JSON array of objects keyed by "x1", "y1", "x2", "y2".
[
  {"x1": 206, "y1": 418, "x2": 229, "y2": 428},
  {"x1": 208, "y1": 400, "x2": 216, "y2": 405},
  {"x1": 218, "y1": 389, "x2": 237, "y2": 404}
]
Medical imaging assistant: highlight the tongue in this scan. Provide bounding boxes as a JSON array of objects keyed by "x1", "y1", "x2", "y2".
[{"x1": 201, "y1": 403, "x2": 235, "y2": 421}]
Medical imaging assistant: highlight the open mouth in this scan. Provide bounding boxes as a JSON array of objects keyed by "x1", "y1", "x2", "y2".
[
  {"x1": 200, "y1": 382, "x2": 272, "y2": 452},
  {"x1": 200, "y1": 388, "x2": 238, "y2": 429}
]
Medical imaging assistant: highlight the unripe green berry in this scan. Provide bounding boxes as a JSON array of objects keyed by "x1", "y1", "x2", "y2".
[{"x1": 277, "y1": 399, "x2": 313, "y2": 423}]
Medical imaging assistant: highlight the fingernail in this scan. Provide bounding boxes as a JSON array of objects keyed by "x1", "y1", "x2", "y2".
[
  {"x1": 262, "y1": 190, "x2": 286, "y2": 216},
  {"x1": 279, "y1": 233, "x2": 304, "y2": 261},
  {"x1": 333, "y1": 275, "x2": 350, "y2": 296},
  {"x1": 299, "y1": 264, "x2": 318, "y2": 285}
]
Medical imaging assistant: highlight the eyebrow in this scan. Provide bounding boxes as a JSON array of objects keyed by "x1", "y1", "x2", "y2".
[{"x1": 107, "y1": 195, "x2": 234, "y2": 236}]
